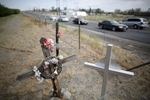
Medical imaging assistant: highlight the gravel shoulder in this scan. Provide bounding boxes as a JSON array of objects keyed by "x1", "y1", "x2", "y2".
[{"x1": 0, "y1": 14, "x2": 149, "y2": 100}]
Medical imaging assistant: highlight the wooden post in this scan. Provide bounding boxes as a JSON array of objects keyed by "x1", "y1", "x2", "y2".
[
  {"x1": 50, "y1": 64, "x2": 63, "y2": 98},
  {"x1": 39, "y1": 16, "x2": 40, "y2": 22},
  {"x1": 40, "y1": 38, "x2": 62, "y2": 99},
  {"x1": 45, "y1": 16, "x2": 47, "y2": 29}
]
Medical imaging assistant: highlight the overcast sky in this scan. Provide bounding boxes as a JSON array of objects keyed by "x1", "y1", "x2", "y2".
[{"x1": 0, "y1": 0, "x2": 150, "y2": 12}]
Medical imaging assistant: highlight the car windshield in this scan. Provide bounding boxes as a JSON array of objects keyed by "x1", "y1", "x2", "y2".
[
  {"x1": 62, "y1": 17, "x2": 68, "y2": 18},
  {"x1": 50, "y1": 16, "x2": 55, "y2": 17},
  {"x1": 110, "y1": 20, "x2": 119, "y2": 24}
]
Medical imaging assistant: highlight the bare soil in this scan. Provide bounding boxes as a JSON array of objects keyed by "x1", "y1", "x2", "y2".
[{"x1": 0, "y1": 14, "x2": 149, "y2": 100}]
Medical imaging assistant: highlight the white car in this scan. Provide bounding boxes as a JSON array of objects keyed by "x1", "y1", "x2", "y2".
[
  {"x1": 49, "y1": 16, "x2": 56, "y2": 21},
  {"x1": 58, "y1": 16, "x2": 69, "y2": 22},
  {"x1": 71, "y1": 15, "x2": 77, "y2": 19}
]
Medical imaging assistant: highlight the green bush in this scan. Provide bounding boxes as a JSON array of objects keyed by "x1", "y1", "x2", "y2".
[{"x1": 0, "y1": 3, "x2": 20, "y2": 17}]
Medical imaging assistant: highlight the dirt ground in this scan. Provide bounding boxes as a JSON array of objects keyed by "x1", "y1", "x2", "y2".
[{"x1": 0, "y1": 14, "x2": 149, "y2": 100}]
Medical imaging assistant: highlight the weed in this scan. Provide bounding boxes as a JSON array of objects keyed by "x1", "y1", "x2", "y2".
[
  {"x1": 59, "y1": 23, "x2": 67, "y2": 29},
  {"x1": 23, "y1": 23, "x2": 32, "y2": 28},
  {"x1": 0, "y1": 28, "x2": 4, "y2": 32},
  {"x1": 80, "y1": 33, "x2": 101, "y2": 48}
]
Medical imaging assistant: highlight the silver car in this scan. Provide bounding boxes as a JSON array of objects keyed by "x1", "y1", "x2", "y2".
[
  {"x1": 49, "y1": 16, "x2": 57, "y2": 21},
  {"x1": 58, "y1": 16, "x2": 69, "y2": 22},
  {"x1": 119, "y1": 18, "x2": 148, "y2": 29}
]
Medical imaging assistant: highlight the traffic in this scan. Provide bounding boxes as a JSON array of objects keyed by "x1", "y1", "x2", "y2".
[{"x1": 24, "y1": 11, "x2": 150, "y2": 44}]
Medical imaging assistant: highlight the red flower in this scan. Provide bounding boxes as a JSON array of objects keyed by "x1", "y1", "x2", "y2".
[
  {"x1": 43, "y1": 38, "x2": 54, "y2": 52},
  {"x1": 57, "y1": 31, "x2": 62, "y2": 38}
]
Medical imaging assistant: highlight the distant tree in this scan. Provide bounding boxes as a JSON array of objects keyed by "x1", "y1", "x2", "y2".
[
  {"x1": 95, "y1": 8, "x2": 100, "y2": 14},
  {"x1": 118, "y1": 7, "x2": 150, "y2": 16},
  {"x1": 0, "y1": 3, "x2": 20, "y2": 17},
  {"x1": 42, "y1": 8, "x2": 45, "y2": 12},
  {"x1": 147, "y1": 8, "x2": 150, "y2": 12},
  {"x1": 58, "y1": 7, "x2": 61, "y2": 12},
  {"x1": 51, "y1": 6, "x2": 55, "y2": 12},
  {"x1": 131, "y1": 8, "x2": 134, "y2": 15},
  {"x1": 79, "y1": 8, "x2": 86, "y2": 12},
  {"x1": 33, "y1": 7, "x2": 36, "y2": 11},
  {"x1": 64, "y1": 7, "x2": 67, "y2": 10},
  {"x1": 114, "y1": 9, "x2": 121, "y2": 14},
  {"x1": 134, "y1": 8, "x2": 141, "y2": 15},
  {"x1": 89, "y1": 7, "x2": 91, "y2": 13}
]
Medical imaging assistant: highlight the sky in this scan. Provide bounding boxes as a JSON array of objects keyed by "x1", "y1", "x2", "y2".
[{"x1": 0, "y1": 0, "x2": 150, "y2": 12}]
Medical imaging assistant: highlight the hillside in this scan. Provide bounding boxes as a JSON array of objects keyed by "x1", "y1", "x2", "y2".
[{"x1": 0, "y1": 13, "x2": 149, "y2": 100}]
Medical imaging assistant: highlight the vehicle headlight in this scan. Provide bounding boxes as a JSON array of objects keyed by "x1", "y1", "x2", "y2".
[{"x1": 119, "y1": 26, "x2": 123, "y2": 28}]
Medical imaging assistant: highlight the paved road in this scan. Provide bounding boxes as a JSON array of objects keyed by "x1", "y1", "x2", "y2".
[
  {"x1": 66, "y1": 20, "x2": 150, "y2": 44},
  {"x1": 24, "y1": 11, "x2": 150, "y2": 44}
]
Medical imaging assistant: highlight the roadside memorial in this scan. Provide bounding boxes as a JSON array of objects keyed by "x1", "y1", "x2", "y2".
[
  {"x1": 84, "y1": 44, "x2": 134, "y2": 100},
  {"x1": 16, "y1": 21, "x2": 76, "y2": 99}
]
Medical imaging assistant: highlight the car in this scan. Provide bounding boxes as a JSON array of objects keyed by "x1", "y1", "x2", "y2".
[
  {"x1": 49, "y1": 16, "x2": 57, "y2": 21},
  {"x1": 98, "y1": 20, "x2": 128, "y2": 31},
  {"x1": 71, "y1": 15, "x2": 77, "y2": 19},
  {"x1": 58, "y1": 16, "x2": 69, "y2": 22},
  {"x1": 73, "y1": 18, "x2": 88, "y2": 25},
  {"x1": 119, "y1": 18, "x2": 148, "y2": 29}
]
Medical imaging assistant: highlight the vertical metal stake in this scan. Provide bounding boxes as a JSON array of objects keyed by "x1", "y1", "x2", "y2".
[
  {"x1": 39, "y1": 16, "x2": 40, "y2": 22},
  {"x1": 45, "y1": 16, "x2": 47, "y2": 28},
  {"x1": 56, "y1": 21, "x2": 59, "y2": 56},
  {"x1": 79, "y1": 20, "x2": 80, "y2": 49},
  {"x1": 101, "y1": 44, "x2": 113, "y2": 100}
]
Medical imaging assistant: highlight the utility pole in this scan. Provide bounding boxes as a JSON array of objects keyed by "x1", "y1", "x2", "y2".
[
  {"x1": 56, "y1": 0, "x2": 60, "y2": 15},
  {"x1": 63, "y1": 0, "x2": 67, "y2": 10},
  {"x1": 63, "y1": 0, "x2": 65, "y2": 10},
  {"x1": 75, "y1": 2, "x2": 78, "y2": 11},
  {"x1": 66, "y1": 0, "x2": 68, "y2": 10}
]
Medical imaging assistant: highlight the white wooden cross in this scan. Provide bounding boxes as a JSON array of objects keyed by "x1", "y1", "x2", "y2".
[{"x1": 84, "y1": 44, "x2": 134, "y2": 100}]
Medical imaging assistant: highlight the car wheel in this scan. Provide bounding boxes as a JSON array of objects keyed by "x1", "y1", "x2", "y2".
[
  {"x1": 139, "y1": 27, "x2": 143, "y2": 29},
  {"x1": 112, "y1": 27, "x2": 116, "y2": 31},
  {"x1": 133, "y1": 25, "x2": 138, "y2": 29},
  {"x1": 122, "y1": 28, "x2": 126, "y2": 32},
  {"x1": 99, "y1": 25, "x2": 103, "y2": 29}
]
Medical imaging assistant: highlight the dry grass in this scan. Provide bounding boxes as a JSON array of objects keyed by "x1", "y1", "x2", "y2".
[
  {"x1": 0, "y1": 15, "x2": 16, "y2": 24},
  {"x1": 0, "y1": 13, "x2": 149, "y2": 100},
  {"x1": 22, "y1": 13, "x2": 45, "y2": 27},
  {"x1": 82, "y1": 14, "x2": 133, "y2": 22},
  {"x1": 80, "y1": 33, "x2": 102, "y2": 48}
]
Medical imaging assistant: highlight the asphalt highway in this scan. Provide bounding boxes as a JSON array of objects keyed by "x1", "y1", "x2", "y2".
[{"x1": 24, "y1": 11, "x2": 150, "y2": 44}]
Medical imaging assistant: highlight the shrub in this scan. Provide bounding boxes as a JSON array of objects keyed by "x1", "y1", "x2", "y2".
[{"x1": 0, "y1": 3, "x2": 20, "y2": 17}]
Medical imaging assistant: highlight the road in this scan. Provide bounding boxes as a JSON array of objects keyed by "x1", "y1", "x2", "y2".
[{"x1": 24, "y1": 11, "x2": 150, "y2": 44}]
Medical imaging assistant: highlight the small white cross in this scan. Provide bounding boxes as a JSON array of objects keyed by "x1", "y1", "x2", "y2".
[{"x1": 84, "y1": 44, "x2": 134, "y2": 100}]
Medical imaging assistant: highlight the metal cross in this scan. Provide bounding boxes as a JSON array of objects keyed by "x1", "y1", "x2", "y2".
[{"x1": 84, "y1": 44, "x2": 134, "y2": 100}]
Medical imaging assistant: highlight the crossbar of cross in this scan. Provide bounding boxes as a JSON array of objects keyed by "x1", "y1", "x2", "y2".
[{"x1": 84, "y1": 44, "x2": 134, "y2": 100}]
